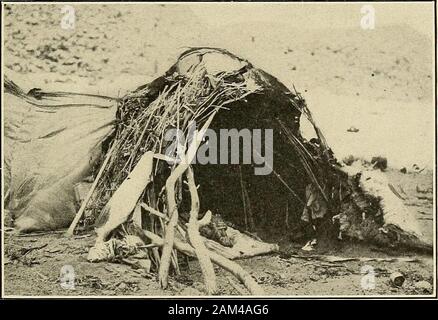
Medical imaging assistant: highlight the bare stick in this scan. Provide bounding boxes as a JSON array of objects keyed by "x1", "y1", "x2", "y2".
[
  {"x1": 171, "y1": 250, "x2": 181, "y2": 276},
  {"x1": 141, "y1": 203, "x2": 169, "y2": 221},
  {"x1": 158, "y1": 166, "x2": 180, "y2": 288},
  {"x1": 198, "y1": 210, "x2": 212, "y2": 227},
  {"x1": 226, "y1": 276, "x2": 247, "y2": 295},
  {"x1": 186, "y1": 167, "x2": 217, "y2": 294},
  {"x1": 158, "y1": 112, "x2": 216, "y2": 289},
  {"x1": 238, "y1": 166, "x2": 248, "y2": 230},
  {"x1": 239, "y1": 166, "x2": 255, "y2": 231},
  {"x1": 66, "y1": 142, "x2": 116, "y2": 236}
]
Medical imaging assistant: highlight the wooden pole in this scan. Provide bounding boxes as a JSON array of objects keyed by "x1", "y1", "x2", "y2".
[
  {"x1": 158, "y1": 113, "x2": 216, "y2": 289},
  {"x1": 95, "y1": 151, "x2": 154, "y2": 242},
  {"x1": 65, "y1": 142, "x2": 116, "y2": 236},
  {"x1": 186, "y1": 167, "x2": 217, "y2": 294}
]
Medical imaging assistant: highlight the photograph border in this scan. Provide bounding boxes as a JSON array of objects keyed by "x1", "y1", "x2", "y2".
[{"x1": 1, "y1": 0, "x2": 436, "y2": 300}]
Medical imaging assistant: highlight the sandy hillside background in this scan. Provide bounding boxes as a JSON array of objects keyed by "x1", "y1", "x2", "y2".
[{"x1": 3, "y1": 3, "x2": 435, "y2": 169}]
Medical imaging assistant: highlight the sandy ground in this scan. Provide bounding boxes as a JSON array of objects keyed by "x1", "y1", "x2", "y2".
[{"x1": 2, "y1": 3, "x2": 435, "y2": 296}]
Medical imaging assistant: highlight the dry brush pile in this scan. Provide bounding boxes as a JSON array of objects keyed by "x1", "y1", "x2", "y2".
[{"x1": 6, "y1": 47, "x2": 430, "y2": 295}]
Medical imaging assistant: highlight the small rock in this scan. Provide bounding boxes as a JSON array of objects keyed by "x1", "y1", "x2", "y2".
[
  {"x1": 371, "y1": 156, "x2": 388, "y2": 171},
  {"x1": 400, "y1": 167, "x2": 407, "y2": 174},
  {"x1": 58, "y1": 43, "x2": 69, "y2": 51},
  {"x1": 347, "y1": 126, "x2": 359, "y2": 133},
  {"x1": 414, "y1": 280, "x2": 432, "y2": 292},
  {"x1": 12, "y1": 31, "x2": 25, "y2": 40},
  {"x1": 11, "y1": 64, "x2": 22, "y2": 72},
  {"x1": 416, "y1": 185, "x2": 431, "y2": 194},
  {"x1": 309, "y1": 275, "x2": 319, "y2": 281},
  {"x1": 342, "y1": 155, "x2": 358, "y2": 166},
  {"x1": 47, "y1": 247, "x2": 62, "y2": 254},
  {"x1": 301, "y1": 239, "x2": 317, "y2": 251}
]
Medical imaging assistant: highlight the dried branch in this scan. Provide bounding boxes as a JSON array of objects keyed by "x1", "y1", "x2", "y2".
[
  {"x1": 186, "y1": 167, "x2": 217, "y2": 294},
  {"x1": 158, "y1": 112, "x2": 217, "y2": 289}
]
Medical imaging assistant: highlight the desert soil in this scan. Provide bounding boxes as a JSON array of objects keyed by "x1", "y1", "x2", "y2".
[{"x1": 2, "y1": 3, "x2": 435, "y2": 296}]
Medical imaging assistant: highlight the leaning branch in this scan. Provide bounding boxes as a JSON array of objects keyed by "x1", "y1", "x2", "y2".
[
  {"x1": 186, "y1": 167, "x2": 217, "y2": 294},
  {"x1": 158, "y1": 112, "x2": 217, "y2": 289},
  {"x1": 66, "y1": 142, "x2": 117, "y2": 236},
  {"x1": 95, "y1": 151, "x2": 154, "y2": 242}
]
